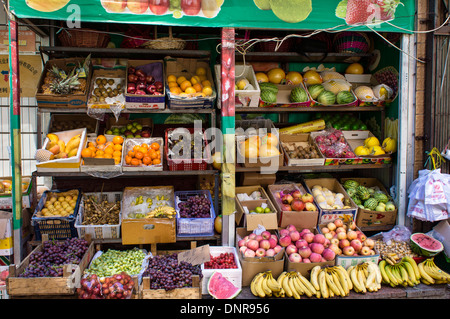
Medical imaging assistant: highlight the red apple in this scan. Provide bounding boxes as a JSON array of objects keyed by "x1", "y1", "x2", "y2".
[
  {"x1": 244, "y1": 249, "x2": 256, "y2": 258},
  {"x1": 279, "y1": 228, "x2": 290, "y2": 237},
  {"x1": 246, "y1": 239, "x2": 259, "y2": 251},
  {"x1": 101, "y1": 0, "x2": 127, "y2": 13},
  {"x1": 281, "y1": 194, "x2": 294, "y2": 204},
  {"x1": 127, "y1": 0, "x2": 149, "y2": 14},
  {"x1": 350, "y1": 239, "x2": 363, "y2": 252},
  {"x1": 149, "y1": 0, "x2": 169, "y2": 15},
  {"x1": 347, "y1": 230, "x2": 358, "y2": 241},
  {"x1": 357, "y1": 233, "x2": 367, "y2": 242},
  {"x1": 342, "y1": 246, "x2": 355, "y2": 256},
  {"x1": 265, "y1": 249, "x2": 276, "y2": 257},
  {"x1": 364, "y1": 238, "x2": 375, "y2": 249},
  {"x1": 334, "y1": 219, "x2": 344, "y2": 228},
  {"x1": 290, "y1": 230, "x2": 301, "y2": 242},
  {"x1": 279, "y1": 235, "x2": 292, "y2": 247},
  {"x1": 259, "y1": 239, "x2": 271, "y2": 250},
  {"x1": 255, "y1": 248, "x2": 266, "y2": 257},
  {"x1": 285, "y1": 244, "x2": 298, "y2": 255},
  {"x1": 288, "y1": 253, "x2": 302, "y2": 263},
  {"x1": 360, "y1": 246, "x2": 371, "y2": 256},
  {"x1": 181, "y1": 0, "x2": 201, "y2": 15},
  {"x1": 281, "y1": 204, "x2": 292, "y2": 211},
  {"x1": 261, "y1": 230, "x2": 271, "y2": 240},
  {"x1": 295, "y1": 239, "x2": 308, "y2": 249},
  {"x1": 286, "y1": 224, "x2": 297, "y2": 232},
  {"x1": 298, "y1": 246, "x2": 312, "y2": 259},
  {"x1": 339, "y1": 239, "x2": 350, "y2": 249},
  {"x1": 268, "y1": 237, "x2": 278, "y2": 249}
]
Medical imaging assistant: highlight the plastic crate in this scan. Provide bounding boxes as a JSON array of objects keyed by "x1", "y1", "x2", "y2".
[
  {"x1": 31, "y1": 189, "x2": 82, "y2": 241},
  {"x1": 165, "y1": 128, "x2": 210, "y2": 171},
  {"x1": 175, "y1": 190, "x2": 216, "y2": 237},
  {"x1": 75, "y1": 192, "x2": 122, "y2": 240}
]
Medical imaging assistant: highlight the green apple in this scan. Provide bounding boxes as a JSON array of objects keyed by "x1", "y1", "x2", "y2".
[
  {"x1": 126, "y1": 124, "x2": 133, "y2": 130},
  {"x1": 264, "y1": 207, "x2": 271, "y2": 214},
  {"x1": 255, "y1": 206, "x2": 264, "y2": 214}
]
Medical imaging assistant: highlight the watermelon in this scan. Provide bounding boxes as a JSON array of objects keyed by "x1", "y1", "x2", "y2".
[
  {"x1": 357, "y1": 185, "x2": 370, "y2": 200},
  {"x1": 289, "y1": 87, "x2": 308, "y2": 103},
  {"x1": 351, "y1": 195, "x2": 361, "y2": 206},
  {"x1": 260, "y1": 90, "x2": 277, "y2": 103},
  {"x1": 207, "y1": 271, "x2": 241, "y2": 299},
  {"x1": 363, "y1": 198, "x2": 378, "y2": 210},
  {"x1": 346, "y1": 188, "x2": 357, "y2": 197},
  {"x1": 259, "y1": 82, "x2": 279, "y2": 94},
  {"x1": 343, "y1": 180, "x2": 359, "y2": 189},
  {"x1": 317, "y1": 90, "x2": 336, "y2": 105},
  {"x1": 308, "y1": 84, "x2": 325, "y2": 99},
  {"x1": 410, "y1": 233, "x2": 444, "y2": 257},
  {"x1": 373, "y1": 192, "x2": 389, "y2": 204},
  {"x1": 336, "y1": 91, "x2": 356, "y2": 105}
]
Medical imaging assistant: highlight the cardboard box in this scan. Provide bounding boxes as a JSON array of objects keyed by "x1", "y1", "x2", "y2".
[
  {"x1": 236, "y1": 228, "x2": 285, "y2": 286},
  {"x1": 36, "y1": 128, "x2": 87, "y2": 173},
  {"x1": 87, "y1": 68, "x2": 126, "y2": 110},
  {"x1": 215, "y1": 64, "x2": 260, "y2": 108},
  {"x1": 267, "y1": 183, "x2": 319, "y2": 229},
  {"x1": 0, "y1": 211, "x2": 13, "y2": 256},
  {"x1": 0, "y1": 55, "x2": 41, "y2": 97},
  {"x1": 259, "y1": 83, "x2": 311, "y2": 108},
  {"x1": 36, "y1": 57, "x2": 92, "y2": 108},
  {"x1": 165, "y1": 57, "x2": 216, "y2": 109},
  {"x1": 241, "y1": 173, "x2": 276, "y2": 187},
  {"x1": 235, "y1": 185, "x2": 277, "y2": 230},
  {"x1": 121, "y1": 186, "x2": 176, "y2": 245},
  {"x1": 125, "y1": 60, "x2": 165, "y2": 110},
  {"x1": 200, "y1": 246, "x2": 242, "y2": 294},
  {"x1": 340, "y1": 177, "x2": 397, "y2": 228},
  {"x1": 0, "y1": 177, "x2": 33, "y2": 210},
  {"x1": 345, "y1": 73, "x2": 398, "y2": 106},
  {"x1": 342, "y1": 130, "x2": 392, "y2": 165},
  {"x1": 48, "y1": 114, "x2": 98, "y2": 134},
  {"x1": 303, "y1": 178, "x2": 358, "y2": 225},
  {"x1": 280, "y1": 133, "x2": 325, "y2": 167}
]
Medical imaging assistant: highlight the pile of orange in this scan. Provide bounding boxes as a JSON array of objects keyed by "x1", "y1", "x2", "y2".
[
  {"x1": 81, "y1": 135, "x2": 124, "y2": 165},
  {"x1": 124, "y1": 142, "x2": 161, "y2": 167},
  {"x1": 167, "y1": 67, "x2": 214, "y2": 98}
]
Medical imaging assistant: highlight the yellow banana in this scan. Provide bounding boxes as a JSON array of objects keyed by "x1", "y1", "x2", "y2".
[
  {"x1": 418, "y1": 262, "x2": 435, "y2": 284},
  {"x1": 291, "y1": 273, "x2": 305, "y2": 296},
  {"x1": 288, "y1": 274, "x2": 301, "y2": 299},
  {"x1": 261, "y1": 273, "x2": 272, "y2": 297},
  {"x1": 253, "y1": 273, "x2": 267, "y2": 298},
  {"x1": 401, "y1": 261, "x2": 418, "y2": 285},
  {"x1": 403, "y1": 256, "x2": 421, "y2": 280},
  {"x1": 331, "y1": 269, "x2": 346, "y2": 296},
  {"x1": 384, "y1": 264, "x2": 399, "y2": 287},
  {"x1": 398, "y1": 265, "x2": 409, "y2": 286},
  {"x1": 277, "y1": 271, "x2": 288, "y2": 288},
  {"x1": 357, "y1": 266, "x2": 367, "y2": 293},
  {"x1": 250, "y1": 273, "x2": 264, "y2": 297},
  {"x1": 424, "y1": 259, "x2": 450, "y2": 282},
  {"x1": 364, "y1": 267, "x2": 377, "y2": 291},
  {"x1": 309, "y1": 265, "x2": 321, "y2": 291},
  {"x1": 378, "y1": 260, "x2": 390, "y2": 284},
  {"x1": 318, "y1": 270, "x2": 329, "y2": 299},
  {"x1": 324, "y1": 270, "x2": 340, "y2": 296},
  {"x1": 266, "y1": 271, "x2": 282, "y2": 293},
  {"x1": 297, "y1": 272, "x2": 317, "y2": 296},
  {"x1": 342, "y1": 265, "x2": 353, "y2": 290},
  {"x1": 334, "y1": 266, "x2": 350, "y2": 294},
  {"x1": 390, "y1": 265, "x2": 403, "y2": 285},
  {"x1": 282, "y1": 274, "x2": 293, "y2": 298}
]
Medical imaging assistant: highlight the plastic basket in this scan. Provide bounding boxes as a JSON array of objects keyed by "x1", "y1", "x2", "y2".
[
  {"x1": 165, "y1": 128, "x2": 210, "y2": 171},
  {"x1": 175, "y1": 190, "x2": 216, "y2": 237},
  {"x1": 333, "y1": 32, "x2": 371, "y2": 54},
  {"x1": 31, "y1": 189, "x2": 82, "y2": 241},
  {"x1": 75, "y1": 192, "x2": 122, "y2": 240}
]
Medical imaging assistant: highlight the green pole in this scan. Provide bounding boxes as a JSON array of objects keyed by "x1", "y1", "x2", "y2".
[{"x1": 8, "y1": 12, "x2": 22, "y2": 264}]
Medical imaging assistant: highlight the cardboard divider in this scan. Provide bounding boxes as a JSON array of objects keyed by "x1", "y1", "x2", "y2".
[{"x1": 280, "y1": 133, "x2": 325, "y2": 166}]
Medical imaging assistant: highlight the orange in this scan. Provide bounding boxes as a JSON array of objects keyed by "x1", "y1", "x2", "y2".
[
  {"x1": 196, "y1": 67, "x2": 206, "y2": 76},
  {"x1": 113, "y1": 136, "x2": 124, "y2": 145},
  {"x1": 152, "y1": 158, "x2": 161, "y2": 165},
  {"x1": 193, "y1": 83, "x2": 203, "y2": 92},
  {"x1": 81, "y1": 148, "x2": 92, "y2": 158},
  {"x1": 105, "y1": 141, "x2": 114, "y2": 149},
  {"x1": 96, "y1": 144, "x2": 106, "y2": 151},
  {"x1": 88, "y1": 142, "x2": 97, "y2": 148},
  {"x1": 96, "y1": 135, "x2": 107, "y2": 145},
  {"x1": 104, "y1": 146, "x2": 115, "y2": 155},
  {"x1": 113, "y1": 144, "x2": 122, "y2": 152},
  {"x1": 170, "y1": 87, "x2": 182, "y2": 95},
  {"x1": 151, "y1": 142, "x2": 160, "y2": 151},
  {"x1": 168, "y1": 81, "x2": 179, "y2": 88},
  {"x1": 135, "y1": 151, "x2": 144, "y2": 160},
  {"x1": 88, "y1": 146, "x2": 97, "y2": 154},
  {"x1": 113, "y1": 157, "x2": 121, "y2": 165},
  {"x1": 133, "y1": 145, "x2": 141, "y2": 152},
  {"x1": 201, "y1": 80, "x2": 212, "y2": 87},
  {"x1": 104, "y1": 153, "x2": 113, "y2": 159},
  {"x1": 195, "y1": 92, "x2": 206, "y2": 97},
  {"x1": 167, "y1": 74, "x2": 177, "y2": 83},
  {"x1": 176, "y1": 76, "x2": 187, "y2": 85},
  {"x1": 95, "y1": 150, "x2": 105, "y2": 157},
  {"x1": 202, "y1": 86, "x2": 213, "y2": 96},
  {"x1": 141, "y1": 143, "x2": 149, "y2": 149},
  {"x1": 130, "y1": 158, "x2": 140, "y2": 166},
  {"x1": 190, "y1": 75, "x2": 201, "y2": 85},
  {"x1": 125, "y1": 155, "x2": 132, "y2": 164},
  {"x1": 113, "y1": 150, "x2": 122, "y2": 158},
  {"x1": 184, "y1": 86, "x2": 196, "y2": 94},
  {"x1": 142, "y1": 156, "x2": 152, "y2": 165},
  {"x1": 138, "y1": 146, "x2": 147, "y2": 154},
  {"x1": 180, "y1": 80, "x2": 192, "y2": 92},
  {"x1": 128, "y1": 150, "x2": 135, "y2": 158},
  {"x1": 94, "y1": 155, "x2": 104, "y2": 159}
]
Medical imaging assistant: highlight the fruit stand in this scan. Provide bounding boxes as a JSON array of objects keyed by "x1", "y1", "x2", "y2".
[{"x1": 2, "y1": 0, "x2": 449, "y2": 302}]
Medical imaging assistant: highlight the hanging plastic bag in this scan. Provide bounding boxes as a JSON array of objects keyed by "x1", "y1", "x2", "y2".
[{"x1": 381, "y1": 225, "x2": 412, "y2": 244}]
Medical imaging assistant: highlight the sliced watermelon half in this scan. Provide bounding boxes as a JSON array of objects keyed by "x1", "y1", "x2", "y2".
[
  {"x1": 207, "y1": 271, "x2": 241, "y2": 299},
  {"x1": 410, "y1": 232, "x2": 444, "y2": 257}
]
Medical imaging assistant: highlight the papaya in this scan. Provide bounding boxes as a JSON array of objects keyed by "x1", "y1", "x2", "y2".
[{"x1": 26, "y1": 0, "x2": 71, "y2": 12}]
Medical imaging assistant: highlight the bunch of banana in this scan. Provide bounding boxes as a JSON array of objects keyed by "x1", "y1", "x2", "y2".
[
  {"x1": 146, "y1": 197, "x2": 153, "y2": 208},
  {"x1": 379, "y1": 256, "x2": 421, "y2": 287},
  {"x1": 250, "y1": 271, "x2": 284, "y2": 298},
  {"x1": 310, "y1": 265, "x2": 352, "y2": 298},
  {"x1": 278, "y1": 271, "x2": 318, "y2": 299},
  {"x1": 131, "y1": 196, "x2": 144, "y2": 206},
  {"x1": 348, "y1": 261, "x2": 382, "y2": 293},
  {"x1": 418, "y1": 258, "x2": 450, "y2": 285},
  {"x1": 145, "y1": 205, "x2": 176, "y2": 219}
]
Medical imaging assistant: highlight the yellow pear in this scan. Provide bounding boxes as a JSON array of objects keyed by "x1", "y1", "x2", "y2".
[
  {"x1": 240, "y1": 140, "x2": 259, "y2": 158},
  {"x1": 258, "y1": 144, "x2": 280, "y2": 157}
]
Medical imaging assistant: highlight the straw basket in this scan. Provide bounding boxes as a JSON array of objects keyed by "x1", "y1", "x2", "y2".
[
  {"x1": 142, "y1": 26, "x2": 186, "y2": 50},
  {"x1": 58, "y1": 28, "x2": 110, "y2": 48}
]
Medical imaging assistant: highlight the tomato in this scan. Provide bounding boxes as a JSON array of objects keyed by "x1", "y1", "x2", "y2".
[
  {"x1": 149, "y1": 0, "x2": 169, "y2": 15},
  {"x1": 181, "y1": 0, "x2": 201, "y2": 16}
]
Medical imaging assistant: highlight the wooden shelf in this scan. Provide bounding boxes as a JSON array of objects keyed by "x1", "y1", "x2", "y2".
[
  {"x1": 33, "y1": 169, "x2": 219, "y2": 178},
  {"x1": 236, "y1": 164, "x2": 391, "y2": 173},
  {"x1": 235, "y1": 106, "x2": 384, "y2": 113}
]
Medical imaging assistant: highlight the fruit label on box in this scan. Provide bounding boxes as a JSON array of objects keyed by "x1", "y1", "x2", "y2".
[{"x1": 178, "y1": 245, "x2": 211, "y2": 266}]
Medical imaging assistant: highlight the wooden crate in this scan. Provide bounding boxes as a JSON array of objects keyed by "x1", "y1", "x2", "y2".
[
  {"x1": 141, "y1": 275, "x2": 202, "y2": 299},
  {"x1": 6, "y1": 235, "x2": 94, "y2": 297}
]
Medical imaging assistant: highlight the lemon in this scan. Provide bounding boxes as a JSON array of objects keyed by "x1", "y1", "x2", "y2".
[
  {"x1": 364, "y1": 136, "x2": 380, "y2": 148},
  {"x1": 354, "y1": 145, "x2": 371, "y2": 156},
  {"x1": 236, "y1": 78, "x2": 249, "y2": 90}
]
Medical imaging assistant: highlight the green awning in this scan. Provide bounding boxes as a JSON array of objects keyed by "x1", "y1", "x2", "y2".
[{"x1": 9, "y1": 0, "x2": 415, "y2": 33}]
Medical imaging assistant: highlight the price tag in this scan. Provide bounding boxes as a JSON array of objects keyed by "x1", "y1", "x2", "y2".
[{"x1": 177, "y1": 245, "x2": 210, "y2": 266}]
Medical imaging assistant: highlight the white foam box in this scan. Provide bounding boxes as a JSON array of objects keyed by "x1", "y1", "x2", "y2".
[
  {"x1": 200, "y1": 246, "x2": 242, "y2": 294},
  {"x1": 0, "y1": 177, "x2": 33, "y2": 210},
  {"x1": 215, "y1": 64, "x2": 260, "y2": 108},
  {"x1": 36, "y1": 128, "x2": 87, "y2": 173}
]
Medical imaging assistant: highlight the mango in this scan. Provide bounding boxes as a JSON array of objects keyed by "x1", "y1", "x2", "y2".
[{"x1": 67, "y1": 148, "x2": 78, "y2": 158}]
